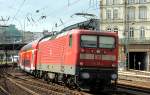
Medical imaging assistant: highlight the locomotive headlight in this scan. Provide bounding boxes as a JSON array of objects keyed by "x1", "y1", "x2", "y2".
[
  {"x1": 112, "y1": 63, "x2": 117, "y2": 67},
  {"x1": 96, "y1": 50, "x2": 100, "y2": 53},
  {"x1": 111, "y1": 74, "x2": 117, "y2": 80},
  {"x1": 81, "y1": 72, "x2": 90, "y2": 79},
  {"x1": 79, "y1": 62, "x2": 84, "y2": 66}
]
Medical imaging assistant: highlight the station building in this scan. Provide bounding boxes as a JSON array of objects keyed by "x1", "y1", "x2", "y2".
[{"x1": 100, "y1": 0, "x2": 150, "y2": 71}]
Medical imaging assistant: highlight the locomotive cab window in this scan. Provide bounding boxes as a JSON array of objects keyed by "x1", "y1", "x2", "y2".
[
  {"x1": 69, "y1": 35, "x2": 72, "y2": 47},
  {"x1": 80, "y1": 35, "x2": 115, "y2": 48},
  {"x1": 80, "y1": 35, "x2": 97, "y2": 48},
  {"x1": 99, "y1": 36, "x2": 115, "y2": 48}
]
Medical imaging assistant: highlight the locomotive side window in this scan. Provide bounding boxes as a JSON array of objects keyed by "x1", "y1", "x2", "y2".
[
  {"x1": 99, "y1": 36, "x2": 115, "y2": 48},
  {"x1": 69, "y1": 35, "x2": 72, "y2": 47},
  {"x1": 81, "y1": 35, "x2": 97, "y2": 48}
]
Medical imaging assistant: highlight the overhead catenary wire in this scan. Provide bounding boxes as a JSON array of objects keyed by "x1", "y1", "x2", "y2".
[
  {"x1": 13, "y1": 0, "x2": 85, "y2": 28},
  {"x1": 10, "y1": 0, "x2": 99, "y2": 32},
  {"x1": 44, "y1": 0, "x2": 81, "y2": 18},
  {"x1": 14, "y1": 0, "x2": 84, "y2": 29},
  {"x1": 11, "y1": 0, "x2": 27, "y2": 22},
  {"x1": 45, "y1": 0, "x2": 99, "y2": 22},
  {"x1": 0, "y1": 16, "x2": 10, "y2": 25},
  {"x1": 27, "y1": 0, "x2": 82, "y2": 30},
  {"x1": 39, "y1": 0, "x2": 98, "y2": 31},
  {"x1": 55, "y1": 0, "x2": 99, "y2": 28}
]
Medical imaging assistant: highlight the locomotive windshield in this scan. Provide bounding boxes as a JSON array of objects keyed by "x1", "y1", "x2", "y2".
[
  {"x1": 80, "y1": 35, "x2": 115, "y2": 48},
  {"x1": 81, "y1": 35, "x2": 97, "y2": 48},
  {"x1": 99, "y1": 36, "x2": 115, "y2": 48}
]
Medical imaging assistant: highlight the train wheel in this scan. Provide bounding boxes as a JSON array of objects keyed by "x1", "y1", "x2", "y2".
[
  {"x1": 42, "y1": 72, "x2": 48, "y2": 81},
  {"x1": 66, "y1": 77, "x2": 77, "y2": 89},
  {"x1": 32, "y1": 71, "x2": 37, "y2": 78},
  {"x1": 54, "y1": 74, "x2": 58, "y2": 83},
  {"x1": 47, "y1": 73, "x2": 56, "y2": 83},
  {"x1": 35, "y1": 70, "x2": 39, "y2": 78},
  {"x1": 37, "y1": 70, "x2": 42, "y2": 79}
]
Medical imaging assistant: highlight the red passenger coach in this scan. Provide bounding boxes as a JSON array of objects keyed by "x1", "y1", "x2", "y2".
[
  {"x1": 18, "y1": 41, "x2": 38, "y2": 72},
  {"x1": 19, "y1": 29, "x2": 118, "y2": 90}
]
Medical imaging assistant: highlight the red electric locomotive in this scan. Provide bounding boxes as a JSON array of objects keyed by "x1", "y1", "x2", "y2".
[{"x1": 19, "y1": 29, "x2": 118, "y2": 90}]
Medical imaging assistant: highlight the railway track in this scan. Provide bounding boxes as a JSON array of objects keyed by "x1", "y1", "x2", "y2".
[
  {"x1": 117, "y1": 84, "x2": 150, "y2": 95},
  {"x1": 0, "y1": 66, "x2": 90, "y2": 95},
  {"x1": 0, "y1": 65, "x2": 88, "y2": 95},
  {"x1": 0, "y1": 86, "x2": 11, "y2": 95},
  {"x1": 1, "y1": 65, "x2": 150, "y2": 95},
  {"x1": 118, "y1": 70, "x2": 150, "y2": 95},
  {"x1": 6, "y1": 76, "x2": 85, "y2": 95},
  {"x1": 0, "y1": 65, "x2": 32, "y2": 95},
  {"x1": 118, "y1": 70, "x2": 150, "y2": 82}
]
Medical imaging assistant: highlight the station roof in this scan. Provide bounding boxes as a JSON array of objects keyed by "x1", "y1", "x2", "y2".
[{"x1": 0, "y1": 43, "x2": 27, "y2": 50}]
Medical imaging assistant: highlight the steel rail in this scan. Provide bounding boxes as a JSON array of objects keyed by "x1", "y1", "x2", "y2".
[
  {"x1": 14, "y1": 80, "x2": 65, "y2": 95},
  {"x1": 6, "y1": 77, "x2": 40, "y2": 95},
  {"x1": 0, "y1": 86, "x2": 11, "y2": 95},
  {"x1": 117, "y1": 84, "x2": 150, "y2": 95}
]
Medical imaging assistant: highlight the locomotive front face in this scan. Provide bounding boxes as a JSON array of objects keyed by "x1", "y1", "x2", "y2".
[
  {"x1": 79, "y1": 34, "x2": 118, "y2": 67},
  {"x1": 76, "y1": 33, "x2": 118, "y2": 88}
]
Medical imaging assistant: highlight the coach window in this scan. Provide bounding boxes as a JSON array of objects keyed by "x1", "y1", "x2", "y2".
[{"x1": 69, "y1": 35, "x2": 72, "y2": 47}]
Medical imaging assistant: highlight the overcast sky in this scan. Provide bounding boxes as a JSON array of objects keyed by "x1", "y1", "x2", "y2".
[{"x1": 0, "y1": 0, "x2": 99, "y2": 32}]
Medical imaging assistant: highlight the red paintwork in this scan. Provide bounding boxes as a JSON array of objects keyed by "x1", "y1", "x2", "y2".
[
  {"x1": 19, "y1": 40, "x2": 38, "y2": 70},
  {"x1": 19, "y1": 29, "x2": 118, "y2": 72},
  {"x1": 78, "y1": 30, "x2": 118, "y2": 68},
  {"x1": 36, "y1": 31, "x2": 78, "y2": 67}
]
